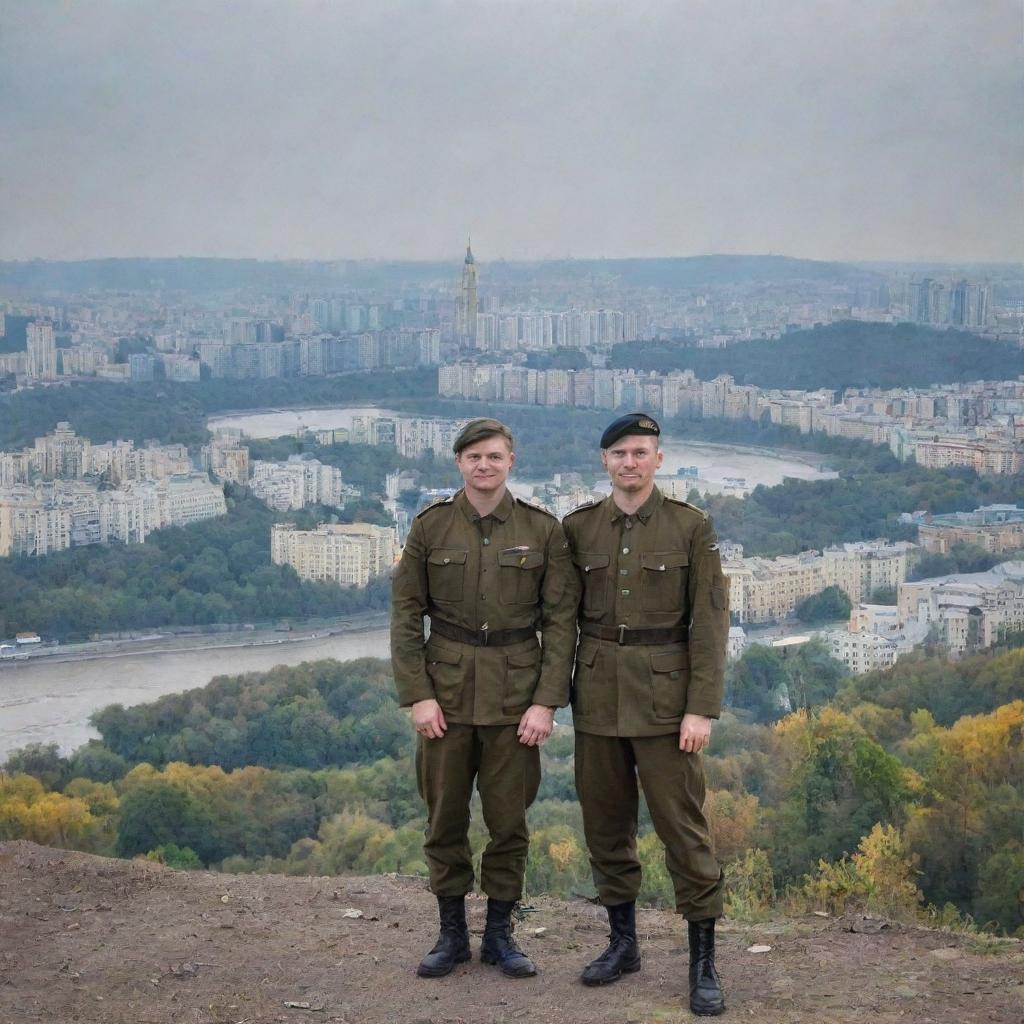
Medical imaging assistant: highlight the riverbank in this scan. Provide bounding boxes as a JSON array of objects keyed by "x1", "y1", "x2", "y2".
[
  {"x1": 0, "y1": 624, "x2": 393, "y2": 758},
  {"x1": 679, "y1": 438, "x2": 835, "y2": 469},
  {"x1": 0, "y1": 611, "x2": 390, "y2": 671},
  {"x1": 206, "y1": 398, "x2": 394, "y2": 424}
]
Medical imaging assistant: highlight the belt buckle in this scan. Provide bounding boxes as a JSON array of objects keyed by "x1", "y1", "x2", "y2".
[{"x1": 617, "y1": 624, "x2": 628, "y2": 645}]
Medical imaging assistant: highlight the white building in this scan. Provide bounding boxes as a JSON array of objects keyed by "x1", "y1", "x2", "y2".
[
  {"x1": 825, "y1": 630, "x2": 901, "y2": 674},
  {"x1": 271, "y1": 522, "x2": 397, "y2": 586},
  {"x1": 0, "y1": 474, "x2": 226, "y2": 555},
  {"x1": 251, "y1": 456, "x2": 344, "y2": 511},
  {"x1": 26, "y1": 321, "x2": 58, "y2": 381},
  {"x1": 727, "y1": 626, "x2": 747, "y2": 660}
]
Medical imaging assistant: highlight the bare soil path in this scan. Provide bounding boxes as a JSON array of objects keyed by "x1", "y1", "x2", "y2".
[{"x1": 1, "y1": 842, "x2": 1021, "y2": 1024}]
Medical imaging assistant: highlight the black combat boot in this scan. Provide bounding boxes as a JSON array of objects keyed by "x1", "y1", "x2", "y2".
[
  {"x1": 479, "y1": 898, "x2": 537, "y2": 978},
  {"x1": 416, "y1": 895, "x2": 471, "y2": 978},
  {"x1": 581, "y1": 901, "x2": 642, "y2": 985},
  {"x1": 688, "y1": 918, "x2": 725, "y2": 1016}
]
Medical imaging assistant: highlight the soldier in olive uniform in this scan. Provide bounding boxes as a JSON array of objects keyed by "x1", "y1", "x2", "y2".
[
  {"x1": 391, "y1": 418, "x2": 579, "y2": 980},
  {"x1": 562, "y1": 413, "x2": 730, "y2": 1017}
]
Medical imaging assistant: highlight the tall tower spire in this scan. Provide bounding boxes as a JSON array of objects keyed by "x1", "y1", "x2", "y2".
[{"x1": 456, "y1": 236, "x2": 479, "y2": 345}]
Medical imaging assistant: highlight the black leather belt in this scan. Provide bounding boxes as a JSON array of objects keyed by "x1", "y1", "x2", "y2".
[
  {"x1": 580, "y1": 622, "x2": 689, "y2": 646},
  {"x1": 429, "y1": 617, "x2": 537, "y2": 647}
]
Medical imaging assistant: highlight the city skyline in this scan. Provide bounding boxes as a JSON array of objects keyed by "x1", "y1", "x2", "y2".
[{"x1": 1, "y1": 2, "x2": 1020, "y2": 264}]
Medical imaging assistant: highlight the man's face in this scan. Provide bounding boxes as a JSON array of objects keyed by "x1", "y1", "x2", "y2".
[
  {"x1": 455, "y1": 435, "x2": 515, "y2": 495},
  {"x1": 601, "y1": 434, "x2": 663, "y2": 495}
]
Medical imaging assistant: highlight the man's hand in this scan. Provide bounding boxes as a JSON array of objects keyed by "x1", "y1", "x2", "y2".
[
  {"x1": 412, "y1": 698, "x2": 447, "y2": 740},
  {"x1": 679, "y1": 713, "x2": 712, "y2": 753},
  {"x1": 517, "y1": 704, "x2": 555, "y2": 747}
]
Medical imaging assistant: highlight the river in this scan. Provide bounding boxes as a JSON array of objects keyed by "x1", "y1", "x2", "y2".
[
  {"x1": 208, "y1": 406, "x2": 837, "y2": 493},
  {"x1": 0, "y1": 629, "x2": 391, "y2": 760}
]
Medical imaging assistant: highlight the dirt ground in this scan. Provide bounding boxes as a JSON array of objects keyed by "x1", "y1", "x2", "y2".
[{"x1": 1, "y1": 841, "x2": 1021, "y2": 1024}]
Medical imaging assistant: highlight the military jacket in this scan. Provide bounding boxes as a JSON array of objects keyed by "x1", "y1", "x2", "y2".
[
  {"x1": 562, "y1": 486, "x2": 729, "y2": 737},
  {"x1": 391, "y1": 488, "x2": 579, "y2": 725}
]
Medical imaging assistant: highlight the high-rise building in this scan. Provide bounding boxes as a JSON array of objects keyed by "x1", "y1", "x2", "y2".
[
  {"x1": 26, "y1": 321, "x2": 58, "y2": 381},
  {"x1": 455, "y1": 239, "x2": 479, "y2": 345}
]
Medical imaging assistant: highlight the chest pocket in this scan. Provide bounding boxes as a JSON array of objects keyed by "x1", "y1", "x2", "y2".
[
  {"x1": 573, "y1": 553, "x2": 610, "y2": 616},
  {"x1": 498, "y1": 548, "x2": 545, "y2": 606},
  {"x1": 427, "y1": 548, "x2": 468, "y2": 603},
  {"x1": 640, "y1": 551, "x2": 688, "y2": 612}
]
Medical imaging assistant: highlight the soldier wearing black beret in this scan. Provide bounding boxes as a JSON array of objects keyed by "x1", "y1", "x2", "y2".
[
  {"x1": 563, "y1": 412, "x2": 729, "y2": 1016},
  {"x1": 391, "y1": 417, "x2": 580, "y2": 980}
]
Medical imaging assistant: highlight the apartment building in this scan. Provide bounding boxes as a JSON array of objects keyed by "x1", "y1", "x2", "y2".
[
  {"x1": 918, "y1": 504, "x2": 1024, "y2": 554},
  {"x1": 271, "y1": 522, "x2": 397, "y2": 586},
  {"x1": 897, "y1": 561, "x2": 1024, "y2": 654},
  {"x1": 723, "y1": 552, "x2": 825, "y2": 623},
  {"x1": 822, "y1": 541, "x2": 916, "y2": 602},
  {"x1": 251, "y1": 456, "x2": 344, "y2": 511}
]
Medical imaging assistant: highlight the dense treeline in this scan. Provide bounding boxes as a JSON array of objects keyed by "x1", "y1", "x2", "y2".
[
  {"x1": 4, "y1": 648, "x2": 1023, "y2": 934},
  {"x1": 92, "y1": 659, "x2": 410, "y2": 770},
  {"x1": 0, "y1": 369, "x2": 435, "y2": 450},
  {"x1": 698, "y1": 444, "x2": 1024, "y2": 557},
  {"x1": 908, "y1": 541, "x2": 1021, "y2": 581},
  {"x1": 610, "y1": 322, "x2": 1024, "y2": 390},
  {"x1": 1, "y1": 381, "x2": 210, "y2": 449},
  {"x1": 724, "y1": 639, "x2": 849, "y2": 724},
  {"x1": 794, "y1": 586, "x2": 852, "y2": 625},
  {"x1": 0, "y1": 487, "x2": 389, "y2": 639}
]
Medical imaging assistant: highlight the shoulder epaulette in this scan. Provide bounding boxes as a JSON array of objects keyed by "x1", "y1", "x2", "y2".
[
  {"x1": 515, "y1": 496, "x2": 557, "y2": 520},
  {"x1": 415, "y1": 495, "x2": 456, "y2": 519},
  {"x1": 664, "y1": 496, "x2": 710, "y2": 520},
  {"x1": 564, "y1": 499, "x2": 600, "y2": 518}
]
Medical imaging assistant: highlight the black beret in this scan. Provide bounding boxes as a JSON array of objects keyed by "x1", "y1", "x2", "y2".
[
  {"x1": 600, "y1": 412, "x2": 661, "y2": 449},
  {"x1": 453, "y1": 418, "x2": 514, "y2": 454}
]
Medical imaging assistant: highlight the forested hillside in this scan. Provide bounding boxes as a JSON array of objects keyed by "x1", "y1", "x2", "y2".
[
  {"x1": 610, "y1": 322, "x2": 1024, "y2": 390},
  {"x1": 4, "y1": 646, "x2": 1023, "y2": 936},
  {"x1": 0, "y1": 369, "x2": 435, "y2": 450}
]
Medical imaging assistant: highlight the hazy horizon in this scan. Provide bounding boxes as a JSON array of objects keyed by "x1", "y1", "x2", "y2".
[{"x1": 2, "y1": 1, "x2": 1021, "y2": 264}]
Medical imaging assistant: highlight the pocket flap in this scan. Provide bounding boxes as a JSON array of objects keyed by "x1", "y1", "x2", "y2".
[
  {"x1": 641, "y1": 551, "x2": 689, "y2": 571},
  {"x1": 428, "y1": 548, "x2": 468, "y2": 566},
  {"x1": 498, "y1": 549, "x2": 545, "y2": 570},
  {"x1": 576, "y1": 642, "x2": 599, "y2": 667},
  {"x1": 425, "y1": 643, "x2": 463, "y2": 666},
  {"x1": 507, "y1": 648, "x2": 541, "y2": 668},
  {"x1": 572, "y1": 552, "x2": 610, "y2": 572},
  {"x1": 650, "y1": 651, "x2": 687, "y2": 674}
]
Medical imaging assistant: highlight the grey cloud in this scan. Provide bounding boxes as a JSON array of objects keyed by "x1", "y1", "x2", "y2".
[{"x1": 0, "y1": 0, "x2": 1019, "y2": 262}]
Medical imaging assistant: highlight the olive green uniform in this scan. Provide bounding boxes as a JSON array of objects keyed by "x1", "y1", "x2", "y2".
[
  {"x1": 392, "y1": 488, "x2": 579, "y2": 901},
  {"x1": 563, "y1": 485, "x2": 729, "y2": 919}
]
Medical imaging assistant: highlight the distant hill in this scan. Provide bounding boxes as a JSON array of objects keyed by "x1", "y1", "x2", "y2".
[
  {"x1": 0, "y1": 254, "x2": 877, "y2": 293},
  {"x1": 482, "y1": 254, "x2": 880, "y2": 288},
  {"x1": 611, "y1": 321, "x2": 1024, "y2": 391}
]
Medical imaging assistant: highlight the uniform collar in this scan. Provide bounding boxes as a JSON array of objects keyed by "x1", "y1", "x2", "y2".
[
  {"x1": 608, "y1": 485, "x2": 663, "y2": 524},
  {"x1": 457, "y1": 487, "x2": 514, "y2": 523}
]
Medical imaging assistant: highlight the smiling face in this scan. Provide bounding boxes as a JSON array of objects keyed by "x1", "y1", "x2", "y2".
[
  {"x1": 601, "y1": 433, "x2": 663, "y2": 499},
  {"x1": 455, "y1": 434, "x2": 515, "y2": 498}
]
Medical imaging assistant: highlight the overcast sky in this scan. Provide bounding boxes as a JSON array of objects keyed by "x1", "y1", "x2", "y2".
[{"x1": 0, "y1": 1, "x2": 1020, "y2": 263}]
